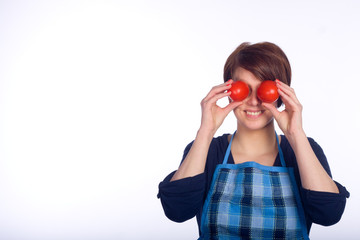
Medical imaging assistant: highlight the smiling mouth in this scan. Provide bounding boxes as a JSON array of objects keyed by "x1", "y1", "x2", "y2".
[{"x1": 245, "y1": 110, "x2": 263, "y2": 116}]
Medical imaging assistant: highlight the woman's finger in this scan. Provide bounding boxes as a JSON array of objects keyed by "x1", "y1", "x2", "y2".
[
  {"x1": 223, "y1": 101, "x2": 243, "y2": 115},
  {"x1": 203, "y1": 80, "x2": 233, "y2": 102},
  {"x1": 278, "y1": 88, "x2": 302, "y2": 111},
  {"x1": 207, "y1": 90, "x2": 232, "y2": 104},
  {"x1": 262, "y1": 102, "x2": 281, "y2": 121},
  {"x1": 276, "y1": 80, "x2": 300, "y2": 104}
]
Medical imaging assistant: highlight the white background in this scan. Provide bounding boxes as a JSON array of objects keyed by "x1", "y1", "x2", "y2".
[{"x1": 1, "y1": 0, "x2": 359, "y2": 239}]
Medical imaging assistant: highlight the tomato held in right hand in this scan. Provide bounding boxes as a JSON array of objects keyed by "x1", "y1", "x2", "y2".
[
  {"x1": 257, "y1": 80, "x2": 279, "y2": 103},
  {"x1": 229, "y1": 81, "x2": 250, "y2": 102}
]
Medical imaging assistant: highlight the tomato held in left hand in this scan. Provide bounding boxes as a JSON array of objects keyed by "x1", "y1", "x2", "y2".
[
  {"x1": 229, "y1": 81, "x2": 249, "y2": 102},
  {"x1": 257, "y1": 80, "x2": 279, "y2": 103}
]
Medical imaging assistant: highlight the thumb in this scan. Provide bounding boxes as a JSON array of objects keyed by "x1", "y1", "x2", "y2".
[
  {"x1": 223, "y1": 101, "x2": 242, "y2": 115},
  {"x1": 262, "y1": 102, "x2": 280, "y2": 120}
]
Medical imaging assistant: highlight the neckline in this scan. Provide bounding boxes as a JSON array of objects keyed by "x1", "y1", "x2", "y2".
[{"x1": 223, "y1": 131, "x2": 286, "y2": 167}]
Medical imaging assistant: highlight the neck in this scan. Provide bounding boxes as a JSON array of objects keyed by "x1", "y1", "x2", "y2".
[{"x1": 233, "y1": 122, "x2": 278, "y2": 156}]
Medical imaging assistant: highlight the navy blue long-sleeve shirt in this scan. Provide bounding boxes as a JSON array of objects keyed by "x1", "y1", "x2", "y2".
[{"x1": 157, "y1": 134, "x2": 350, "y2": 236}]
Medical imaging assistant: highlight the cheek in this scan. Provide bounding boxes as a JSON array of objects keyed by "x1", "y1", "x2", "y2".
[
  {"x1": 264, "y1": 111, "x2": 275, "y2": 119},
  {"x1": 232, "y1": 108, "x2": 243, "y2": 119}
]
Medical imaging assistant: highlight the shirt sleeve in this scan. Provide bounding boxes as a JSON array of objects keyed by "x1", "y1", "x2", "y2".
[
  {"x1": 300, "y1": 138, "x2": 350, "y2": 226},
  {"x1": 301, "y1": 181, "x2": 350, "y2": 226},
  {"x1": 157, "y1": 142, "x2": 207, "y2": 223}
]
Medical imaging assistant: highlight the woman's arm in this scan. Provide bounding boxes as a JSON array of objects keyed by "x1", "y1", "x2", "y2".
[
  {"x1": 302, "y1": 180, "x2": 349, "y2": 227},
  {"x1": 263, "y1": 80, "x2": 338, "y2": 193},
  {"x1": 170, "y1": 129, "x2": 214, "y2": 181},
  {"x1": 171, "y1": 80, "x2": 242, "y2": 181},
  {"x1": 288, "y1": 130, "x2": 339, "y2": 192},
  {"x1": 158, "y1": 169, "x2": 206, "y2": 222},
  {"x1": 290, "y1": 137, "x2": 350, "y2": 227}
]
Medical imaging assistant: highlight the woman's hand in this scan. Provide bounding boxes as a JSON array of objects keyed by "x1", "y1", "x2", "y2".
[
  {"x1": 262, "y1": 80, "x2": 304, "y2": 139},
  {"x1": 199, "y1": 80, "x2": 243, "y2": 134}
]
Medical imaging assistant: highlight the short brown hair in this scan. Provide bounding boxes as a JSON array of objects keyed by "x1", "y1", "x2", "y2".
[{"x1": 223, "y1": 42, "x2": 291, "y2": 107}]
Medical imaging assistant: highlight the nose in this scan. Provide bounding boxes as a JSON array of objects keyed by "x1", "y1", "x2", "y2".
[{"x1": 246, "y1": 89, "x2": 261, "y2": 106}]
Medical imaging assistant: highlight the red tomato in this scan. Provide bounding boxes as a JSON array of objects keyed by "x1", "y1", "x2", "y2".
[
  {"x1": 229, "y1": 81, "x2": 249, "y2": 102},
  {"x1": 257, "y1": 80, "x2": 279, "y2": 103}
]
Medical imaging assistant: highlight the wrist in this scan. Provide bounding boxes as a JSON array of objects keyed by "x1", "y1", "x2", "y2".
[
  {"x1": 285, "y1": 126, "x2": 305, "y2": 139},
  {"x1": 197, "y1": 127, "x2": 216, "y2": 141},
  {"x1": 286, "y1": 129, "x2": 307, "y2": 151}
]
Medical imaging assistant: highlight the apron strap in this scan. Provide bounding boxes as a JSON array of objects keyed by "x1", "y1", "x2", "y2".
[
  {"x1": 275, "y1": 133, "x2": 286, "y2": 167},
  {"x1": 222, "y1": 131, "x2": 236, "y2": 164}
]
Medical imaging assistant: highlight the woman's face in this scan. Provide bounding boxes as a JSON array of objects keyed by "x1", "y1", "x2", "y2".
[{"x1": 231, "y1": 67, "x2": 277, "y2": 131}]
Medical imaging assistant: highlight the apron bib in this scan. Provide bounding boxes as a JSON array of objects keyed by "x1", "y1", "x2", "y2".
[{"x1": 199, "y1": 132, "x2": 309, "y2": 239}]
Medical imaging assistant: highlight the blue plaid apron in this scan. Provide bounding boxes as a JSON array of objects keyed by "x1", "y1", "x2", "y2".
[{"x1": 199, "y1": 132, "x2": 309, "y2": 239}]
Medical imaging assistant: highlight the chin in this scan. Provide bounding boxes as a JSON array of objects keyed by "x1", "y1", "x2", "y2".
[
  {"x1": 235, "y1": 113, "x2": 274, "y2": 131},
  {"x1": 239, "y1": 122, "x2": 273, "y2": 131}
]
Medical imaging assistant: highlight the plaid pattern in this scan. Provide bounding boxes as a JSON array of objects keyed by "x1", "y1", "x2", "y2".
[{"x1": 200, "y1": 162, "x2": 308, "y2": 239}]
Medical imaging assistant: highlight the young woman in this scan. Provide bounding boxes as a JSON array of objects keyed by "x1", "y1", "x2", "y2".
[{"x1": 157, "y1": 42, "x2": 349, "y2": 239}]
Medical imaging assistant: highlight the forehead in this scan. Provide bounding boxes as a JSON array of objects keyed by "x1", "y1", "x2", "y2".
[{"x1": 233, "y1": 67, "x2": 261, "y2": 85}]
